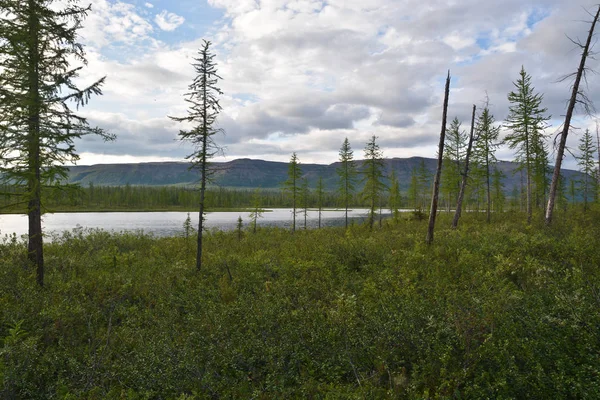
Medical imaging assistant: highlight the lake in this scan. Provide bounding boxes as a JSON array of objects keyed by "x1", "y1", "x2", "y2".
[{"x1": 0, "y1": 209, "x2": 385, "y2": 239}]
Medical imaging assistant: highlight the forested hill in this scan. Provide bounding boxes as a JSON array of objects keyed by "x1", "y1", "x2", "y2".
[{"x1": 66, "y1": 157, "x2": 584, "y2": 192}]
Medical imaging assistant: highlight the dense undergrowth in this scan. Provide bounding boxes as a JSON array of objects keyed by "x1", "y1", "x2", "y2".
[{"x1": 1, "y1": 211, "x2": 599, "y2": 398}]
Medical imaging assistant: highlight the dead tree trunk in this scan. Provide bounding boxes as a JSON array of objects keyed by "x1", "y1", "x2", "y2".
[
  {"x1": 426, "y1": 71, "x2": 450, "y2": 245},
  {"x1": 452, "y1": 105, "x2": 476, "y2": 229},
  {"x1": 546, "y1": 5, "x2": 600, "y2": 225}
]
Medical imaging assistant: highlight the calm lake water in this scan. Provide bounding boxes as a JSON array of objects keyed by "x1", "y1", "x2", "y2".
[{"x1": 0, "y1": 209, "x2": 384, "y2": 239}]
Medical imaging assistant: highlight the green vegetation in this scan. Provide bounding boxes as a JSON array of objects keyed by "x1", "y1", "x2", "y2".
[{"x1": 1, "y1": 211, "x2": 599, "y2": 398}]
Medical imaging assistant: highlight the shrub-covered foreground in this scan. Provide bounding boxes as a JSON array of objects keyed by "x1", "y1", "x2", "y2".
[{"x1": 1, "y1": 212, "x2": 599, "y2": 398}]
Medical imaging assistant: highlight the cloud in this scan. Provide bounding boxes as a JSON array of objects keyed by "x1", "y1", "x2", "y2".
[
  {"x1": 145, "y1": 2, "x2": 154, "y2": 8},
  {"x1": 69, "y1": 0, "x2": 600, "y2": 168},
  {"x1": 82, "y1": 0, "x2": 154, "y2": 49},
  {"x1": 155, "y1": 10, "x2": 185, "y2": 31}
]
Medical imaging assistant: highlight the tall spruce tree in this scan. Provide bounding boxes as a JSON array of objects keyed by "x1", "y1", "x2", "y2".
[
  {"x1": 284, "y1": 152, "x2": 302, "y2": 232},
  {"x1": 0, "y1": 0, "x2": 113, "y2": 286},
  {"x1": 576, "y1": 128, "x2": 597, "y2": 212},
  {"x1": 337, "y1": 138, "x2": 357, "y2": 228},
  {"x1": 504, "y1": 66, "x2": 550, "y2": 223},
  {"x1": 360, "y1": 136, "x2": 386, "y2": 229},
  {"x1": 442, "y1": 117, "x2": 467, "y2": 210},
  {"x1": 473, "y1": 105, "x2": 500, "y2": 223},
  {"x1": 170, "y1": 40, "x2": 223, "y2": 271}
]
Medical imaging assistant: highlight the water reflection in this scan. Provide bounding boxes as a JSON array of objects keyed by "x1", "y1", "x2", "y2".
[{"x1": 0, "y1": 209, "x2": 387, "y2": 238}]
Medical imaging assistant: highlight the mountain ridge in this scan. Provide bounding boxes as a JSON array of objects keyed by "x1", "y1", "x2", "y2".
[{"x1": 66, "y1": 157, "x2": 585, "y2": 194}]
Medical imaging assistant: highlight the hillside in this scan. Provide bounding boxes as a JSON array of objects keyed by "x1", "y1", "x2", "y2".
[{"x1": 66, "y1": 157, "x2": 585, "y2": 193}]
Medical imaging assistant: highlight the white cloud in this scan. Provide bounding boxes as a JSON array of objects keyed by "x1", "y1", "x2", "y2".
[
  {"x1": 70, "y1": 0, "x2": 600, "y2": 167},
  {"x1": 82, "y1": 0, "x2": 153, "y2": 49},
  {"x1": 155, "y1": 10, "x2": 185, "y2": 31},
  {"x1": 145, "y1": 2, "x2": 154, "y2": 8}
]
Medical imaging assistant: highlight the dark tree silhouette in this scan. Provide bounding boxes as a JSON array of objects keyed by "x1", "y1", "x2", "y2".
[
  {"x1": 170, "y1": 40, "x2": 224, "y2": 271},
  {"x1": 0, "y1": 0, "x2": 113, "y2": 286}
]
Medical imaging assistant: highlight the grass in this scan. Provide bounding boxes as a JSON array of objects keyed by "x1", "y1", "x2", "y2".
[{"x1": 1, "y1": 210, "x2": 599, "y2": 398}]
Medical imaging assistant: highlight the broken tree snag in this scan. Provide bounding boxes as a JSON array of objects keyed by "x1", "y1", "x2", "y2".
[
  {"x1": 426, "y1": 71, "x2": 451, "y2": 245},
  {"x1": 546, "y1": 5, "x2": 600, "y2": 225},
  {"x1": 452, "y1": 104, "x2": 476, "y2": 229}
]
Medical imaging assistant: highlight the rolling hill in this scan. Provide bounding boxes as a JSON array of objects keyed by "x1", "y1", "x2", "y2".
[{"x1": 65, "y1": 157, "x2": 586, "y2": 195}]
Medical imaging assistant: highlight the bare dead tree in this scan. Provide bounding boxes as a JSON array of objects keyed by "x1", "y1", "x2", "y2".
[
  {"x1": 452, "y1": 105, "x2": 477, "y2": 229},
  {"x1": 426, "y1": 71, "x2": 450, "y2": 245},
  {"x1": 546, "y1": 5, "x2": 600, "y2": 225}
]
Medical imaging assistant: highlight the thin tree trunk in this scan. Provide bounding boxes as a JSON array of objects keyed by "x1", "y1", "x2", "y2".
[
  {"x1": 27, "y1": 0, "x2": 44, "y2": 286},
  {"x1": 345, "y1": 163, "x2": 349, "y2": 229},
  {"x1": 452, "y1": 105, "x2": 476, "y2": 229},
  {"x1": 486, "y1": 151, "x2": 491, "y2": 223},
  {"x1": 596, "y1": 121, "x2": 600, "y2": 197},
  {"x1": 546, "y1": 5, "x2": 600, "y2": 225},
  {"x1": 196, "y1": 50, "x2": 209, "y2": 272},
  {"x1": 426, "y1": 71, "x2": 450, "y2": 245},
  {"x1": 292, "y1": 171, "x2": 296, "y2": 232}
]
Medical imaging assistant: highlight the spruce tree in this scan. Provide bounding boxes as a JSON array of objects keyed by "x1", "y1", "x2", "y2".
[
  {"x1": 472, "y1": 105, "x2": 500, "y2": 223},
  {"x1": 170, "y1": 40, "x2": 224, "y2": 271},
  {"x1": 248, "y1": 188, "x2": 264, "y2": 233},
  {"x1": 504, "y1": 66, "x2": 550, "y2": 223},
  {"x1": 337, "y1": 138, "x2": 357, "y2": 228},
  {"x1": 284, "y1": 152, "x2": 302, "y2": 232},
  {"x1": 360, "y1": 136, "x2": 386, "y2": 229},
  {"x1": 442, "y1": 117, "x2": 467, "y2": 210},
  {"x1": 576, "y1": 128, "x2": 597, "y2": 212},
  {"x1": 0, "y1": 0, "x2": 113, "y2": 286}
]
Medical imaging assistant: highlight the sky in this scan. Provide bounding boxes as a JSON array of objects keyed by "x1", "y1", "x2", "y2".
[{"x1": 71, "y1": 0, "x2": 600, "y2": 168}]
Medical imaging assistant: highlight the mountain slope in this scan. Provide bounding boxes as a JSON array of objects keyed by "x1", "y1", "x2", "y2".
[{"x1": 66, "y1": 157, "x2": 584, "y2": 194}]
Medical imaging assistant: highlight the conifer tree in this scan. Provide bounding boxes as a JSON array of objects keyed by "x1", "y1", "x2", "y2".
[
  {"x1": 300, "y1": 178, "x2": 310, "y2": 229},
  {"x1": 504, "y1": 66, "x2": 550, "y2": 223},
  {"x1": 248, "y1": 188, "x2": 264, "y2": 233},
  {"x1": 360, "y1": 136, "x2": 386, "y2": 229},
  {"x1": 408, "y1": 167, "x2": 420, "y2": 211},
  {"x1": 576, "y1": 128, "x2": 597, "y2": 212},
  {"x1": 491, "y1": 167, "x2": 506, "y2": 212},
  {"x1": 417, "y1": 160, "x2": 431, "y2": 210},
  {"x1": 170, "y1": 40, "x2": 223, "y2": 271},
  {"x1": 284, "y1": 152, "x2": 302, "y2": 232},
  {"x1": 316, "y1": 176, "x2": 325, "y2": 229},
  {"x1": 546, "y1": 5, "x2": 600, "y2": 224},
  {"x1": 337, "y1": 138, "x2": 357, "y2": 228},
  {"x1": 388, "y1": 169, "x2": 401, "y2": 223},
  {"x1": 442, "y1": 117, "x2": 467, "y2": 210},
  {"x1": 472, "y1": 104, "x2": 500, "y2": 223},
  {"x1": 0, "y1": 0, "x2": 113, "y2": 286}
]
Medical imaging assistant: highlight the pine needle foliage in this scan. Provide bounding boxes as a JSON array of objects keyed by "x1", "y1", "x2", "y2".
[
  {"x1": 169, "y1": 39, "x2": 224, "y2": 271},
  {"x1": 360, "y1": 136, "x2": 386, "y2": 229},
  {"x1": 576, "y1": 128, "x2": 597, "y2": 212},
  {"x1": 336, "y1": 138, "x2": 357, "y2": 229},
  {"x1": 504, "y1": 66, "x2": 550, "y2": 223},
  {"x1": 472, "y1": 105, "x2": 501, "y2": 223},
  {"x1": 283, "y1": 152, "x2": 302, "y2": 232},
  {"x1": 0, "y1": 0, "x2": 113, "y2": 286}
]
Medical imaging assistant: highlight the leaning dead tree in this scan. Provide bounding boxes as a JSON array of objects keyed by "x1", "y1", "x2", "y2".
[
  {"x1": 546, "y1": 5, "x2": 600, "y2": 225},
  {"x1": 426, "y1": 71, "x2": 450, "y2": 245},
  {"x1": 452, "y1": 105, "x2": 477, "y2": 229}
]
